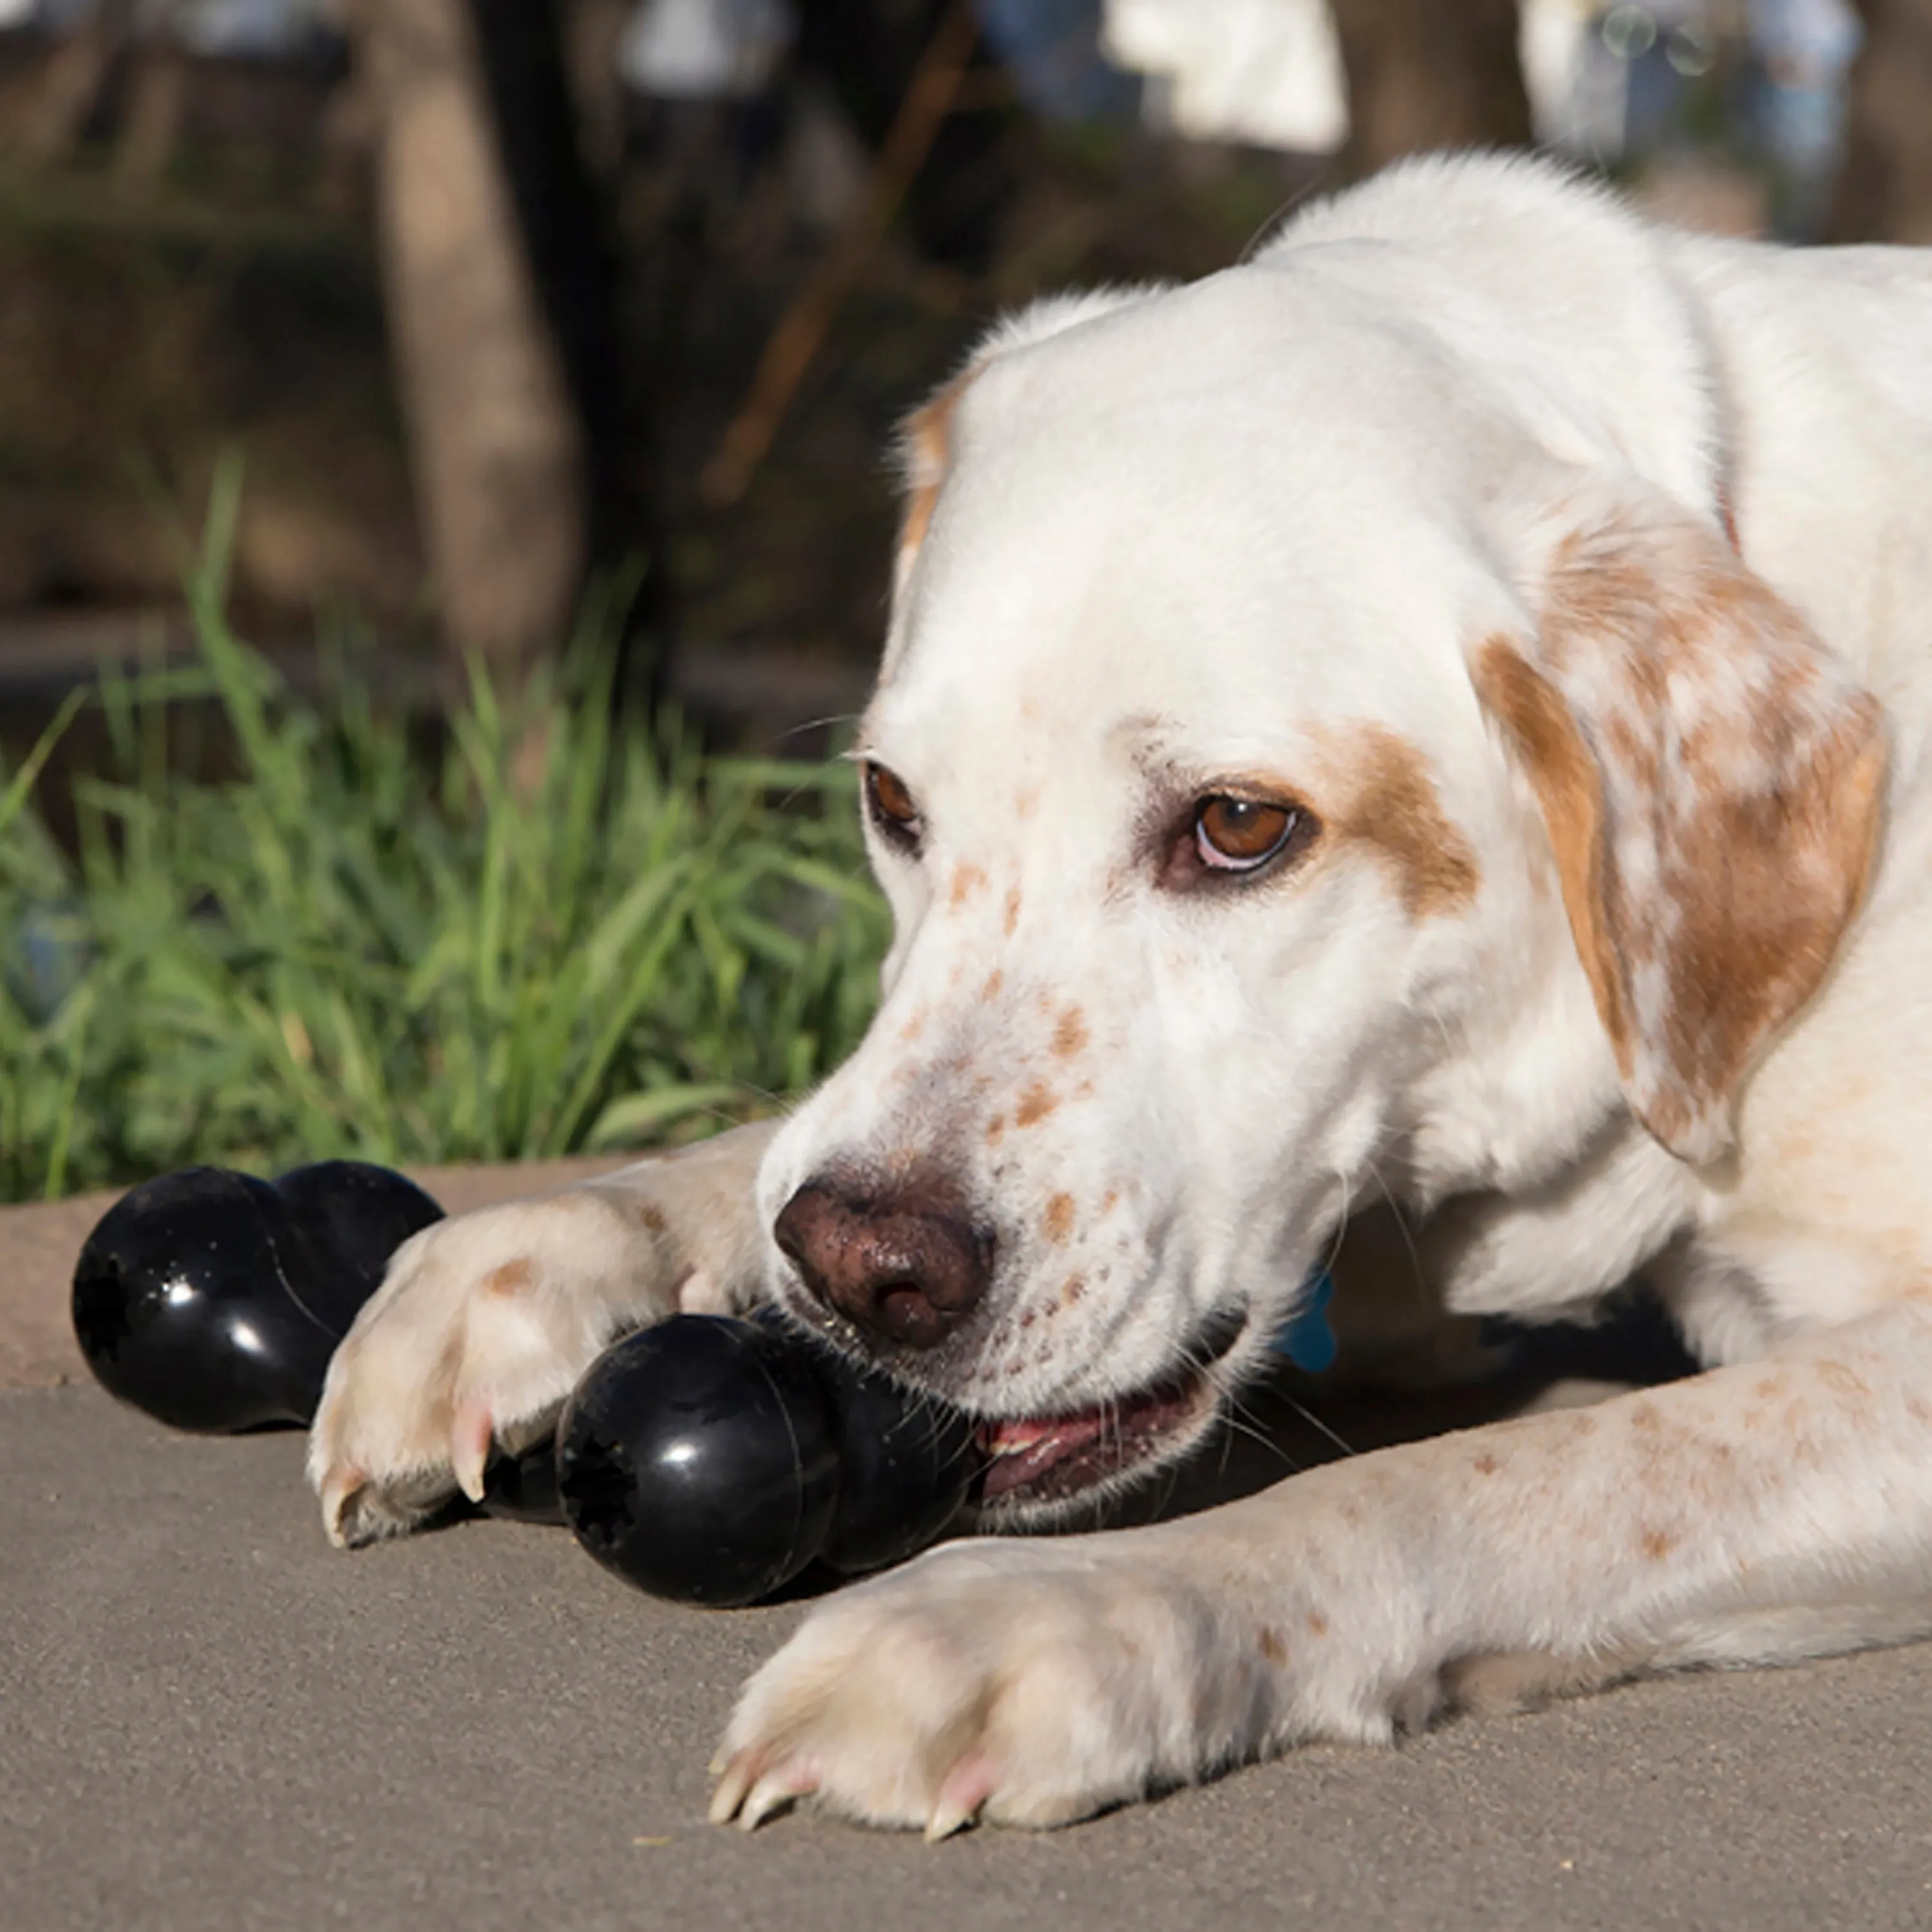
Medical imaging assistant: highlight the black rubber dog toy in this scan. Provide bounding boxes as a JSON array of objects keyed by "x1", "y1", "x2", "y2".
[
  {"x1": 71, "y1": 1161, "x2": 445, "y2": 1433},
  {"x1": 556, "y1": 1313, "x2": 981, "y2": 1607},
  {"x1": 71, "y1": 1162, "x2": 978, "y2": 1591}
]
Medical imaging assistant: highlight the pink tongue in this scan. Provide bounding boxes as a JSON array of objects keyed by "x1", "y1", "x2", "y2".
[
  {"x1": 976, "y1": 1375, "x2": 1204, "y2": 1502},
  {"x1": 989, "y1": 1414, "x2": 1102, "y2": 1454},
  {"x1": 980, "y1": 1409, "x2": 1108, "y2": 1499}
]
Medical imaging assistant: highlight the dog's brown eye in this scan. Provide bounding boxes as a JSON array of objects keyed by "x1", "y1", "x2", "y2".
[
  {"x1": 1195, "y1": 797, "x2": 1296, "y2": 871},
  {"x1": 865, "y1": 762, "x2": 922, "y2": 849}
]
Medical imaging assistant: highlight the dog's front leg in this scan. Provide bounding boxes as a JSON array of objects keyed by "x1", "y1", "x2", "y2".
[
  {"x1": 712, "y1": 1300, "x2": 1932, "y2": 1835},
  {"x1": 308, "y1": 1121, "x2": 779, "y2": 1546}
]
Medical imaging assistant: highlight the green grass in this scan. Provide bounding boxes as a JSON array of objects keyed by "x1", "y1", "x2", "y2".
[{"x1": 0, "y1": 479, "x2": 889, "y2": 1204}]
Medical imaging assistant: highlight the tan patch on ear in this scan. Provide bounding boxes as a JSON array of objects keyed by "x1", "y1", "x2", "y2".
[
  {"x1": 1654, "y1": 726, "x2": 1883, "y2": 1152},
  {"x1": 1323, "y1": 723, "x2": 1481, "y2": 918},
  {"x1": 1475, "y1": 500, "x2": 1887, "y2": 1160},
  {"x1": 483, "y1": 1259, "x2": 535, "y2": 1297},
  {"x1": 895, "y1": 372, "x2": 974, "y2": 577},
  {"x1": 900, "y1": 486, "x2": 941, "y2": 568},
  {"x1": 1470, "y1": 636, "x2": 1631, "y2": 1068}
]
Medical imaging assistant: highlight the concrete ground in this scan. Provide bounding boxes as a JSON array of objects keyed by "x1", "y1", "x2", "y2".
[{"x1": 7, "y1": 1171, "x2": 1932, "y2": 1931}]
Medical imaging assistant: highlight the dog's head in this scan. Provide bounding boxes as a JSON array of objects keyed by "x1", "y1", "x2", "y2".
[{"x1": 755, "y1": 253, "x2": 1884, "y2": 1520}]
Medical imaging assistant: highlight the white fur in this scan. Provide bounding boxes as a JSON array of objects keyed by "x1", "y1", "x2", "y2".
[{"x1": 308, "y1": 153, "x2": 1932, "y2": 1835}]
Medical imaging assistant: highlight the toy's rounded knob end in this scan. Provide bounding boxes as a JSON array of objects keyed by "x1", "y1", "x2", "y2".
[
  {"x1": 71, "y1": 1162, "x2": 442, "y2": 1432},
  {"x1": 556, "y1": 1316, "x2": 840, "y2": 1607}
]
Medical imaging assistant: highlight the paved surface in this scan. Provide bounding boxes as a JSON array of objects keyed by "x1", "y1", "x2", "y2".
[{"x1": 7, "y1": 1177, "x2": 1932, "y2": 1929}]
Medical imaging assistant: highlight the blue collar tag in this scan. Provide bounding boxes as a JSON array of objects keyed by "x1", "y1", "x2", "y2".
[{"x1": 1269, "y1": 1269, "x2": 1337, "y2": 1374}]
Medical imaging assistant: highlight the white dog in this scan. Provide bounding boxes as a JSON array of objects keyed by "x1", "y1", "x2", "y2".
[{"x1": 309, "y1": 153, "x2": 1932, "y2": 1837}]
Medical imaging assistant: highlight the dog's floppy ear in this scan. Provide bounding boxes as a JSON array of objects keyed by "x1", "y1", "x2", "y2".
[{"x1": 1472, "y1": 496, "x2": 1886, "y2": 1164}]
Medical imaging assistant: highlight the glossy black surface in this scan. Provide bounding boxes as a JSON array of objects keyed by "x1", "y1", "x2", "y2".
[
  {"x1": 478, "y1": 1441, "x2": 567, "y2": 1524},
  {"x1": 557, "y1": 1318, "x2": 841, "y2": 1607},
  {"x1": 798, "y1": 1328, "x2": 980, "y2": 1576},
  {"x1": 71, "y1": 1162, "x2": 444, "y2": 1434},
  {"x1": 554, "y1": 1314, "x2": 981, "y2": 1607}
]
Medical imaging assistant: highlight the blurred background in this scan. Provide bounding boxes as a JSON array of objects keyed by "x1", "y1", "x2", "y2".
[
  {"x1": 1, "y1": 0, "x2": 1926, "y2": 1198},
  {"x1": 0, "y1": 0, "x2": 1915, "y2": 742}
]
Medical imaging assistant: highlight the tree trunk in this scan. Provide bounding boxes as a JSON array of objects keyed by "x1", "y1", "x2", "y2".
[
  {"x1": 1329, "y1": 0, "x2": 1531, "y2": 178},
  {"x1": 1827, "y1": 0, "x2": 1932, "y2": 243},
  {"x1": 113, "y1": 39, "x2": 187, "y2": 193},
  {"x1": 469, "y1": 0, "x2": 633, "y2": 579},
  {"x1": 563, "y1": 0, "x2": 634, "y2": 184},
  {"x1": 19, "y1": 0, "x2": 141, "y2": 164},
  {"x1": 345, "y1": 0, "x2": 589, "y2": 679}
]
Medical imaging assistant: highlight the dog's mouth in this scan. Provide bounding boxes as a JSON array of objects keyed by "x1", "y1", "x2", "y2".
[
  {"x1": 970, "y1": 1309, "x2": 1245, "y2": 1509},
  {"x1": 974, "y1": 1373, "x2": 1215, "y2": 1504}
]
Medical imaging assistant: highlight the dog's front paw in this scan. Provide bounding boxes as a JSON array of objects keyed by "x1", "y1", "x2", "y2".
[
  {"x1": 305, "y1": 1193, "x2": 656, "y2": 1546},
  {"x1": 307, "y1": 1142, "x2": 772, "y2": 1547},
  {"x1": 709, "y1": 1536, "x2": 1278, "y2": 1837}
]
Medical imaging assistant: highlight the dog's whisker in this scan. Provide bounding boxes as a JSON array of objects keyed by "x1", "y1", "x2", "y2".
[
  {"x1": 1220, "y1": 1408, "x2": 1305, "y2": 1477},
  {"x1": 1358, "y1": 1152, "x2": 1435, "y2": 1316},
  {"x1": 1235, "y1": 175, "x2": 1321, "y2": 265},
  {"x1": 763, "y1": 711, "x2": 864, "y2": 753},
  {"x1": 1277, "y1": 1394, "x2": 1357, "y2": 1462},
  {"x1": 1321, "y1": 1171, "x2": 1355, "y2": 1286}
]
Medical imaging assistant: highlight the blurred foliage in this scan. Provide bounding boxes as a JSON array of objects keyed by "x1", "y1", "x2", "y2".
[{"x1": 0, "y1": 466, "x2": 891, "y2": 1202}]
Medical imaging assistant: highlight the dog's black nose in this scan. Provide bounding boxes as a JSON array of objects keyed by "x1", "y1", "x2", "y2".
[{"x1": 774, "y1": 1178, "x2": 992, "y2": 1350}]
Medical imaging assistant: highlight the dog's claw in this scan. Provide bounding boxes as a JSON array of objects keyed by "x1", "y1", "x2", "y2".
[
  {"x1": 451, "y1": 1396, "x2": 493, "y2": 1504},
  {"x1": 735, "y1": 1770, "x2": 813, "y2": 1832},
  {"x1": 706, "y1": 1752, "x2": 758, "y2": 1826},
  {"x1": 925, "y1": 1754, "x2": 995, "y2": 1841},
  {"x1": 923, "y1": 1797, "x2": 976, "y2": 1843},
  {"x1": 709, "y1": 1752, "x2": 817, "y2": 1832},
  {"x1": 318, "y1": 1466, "x2": 365, "y2": 1549}
]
